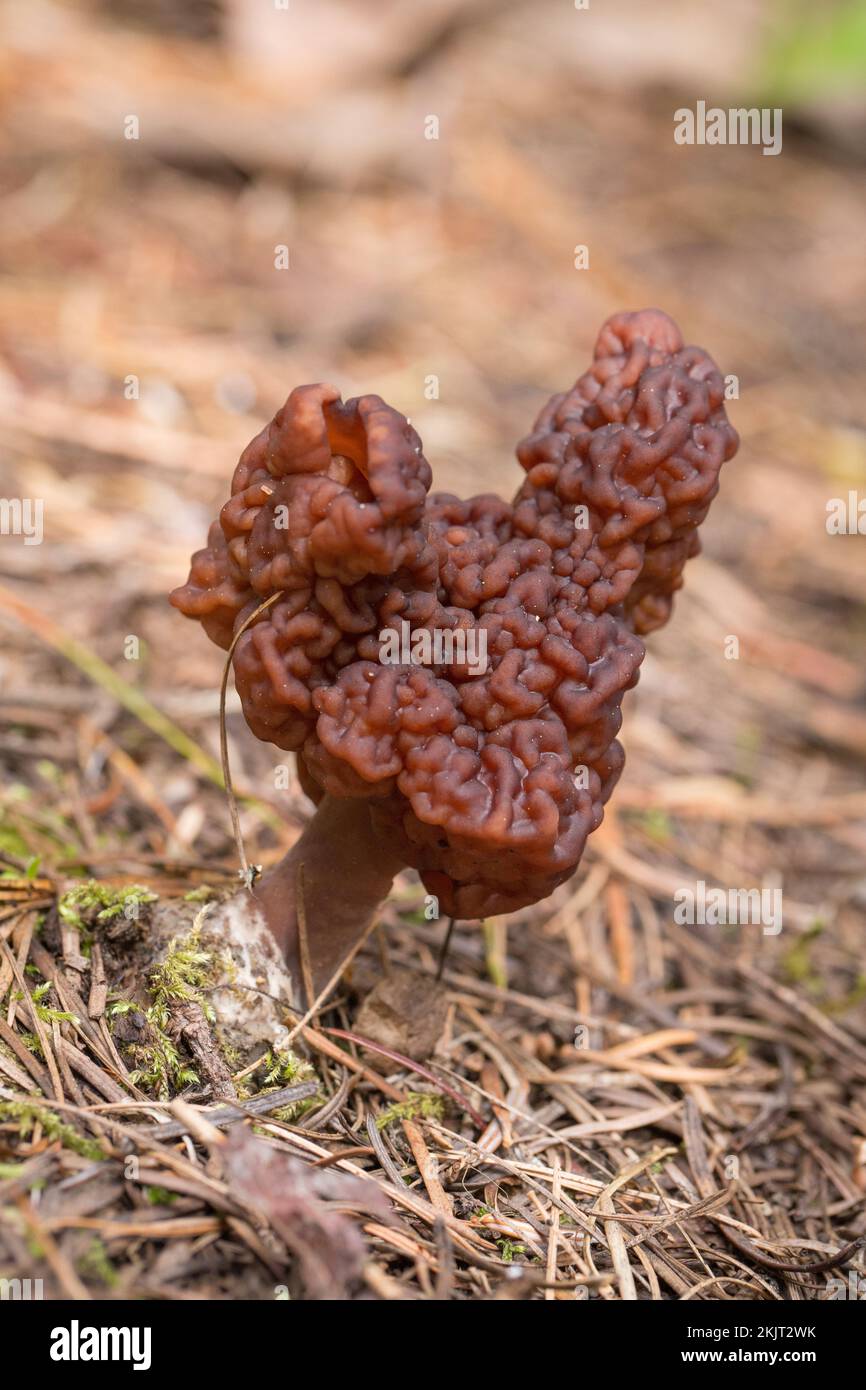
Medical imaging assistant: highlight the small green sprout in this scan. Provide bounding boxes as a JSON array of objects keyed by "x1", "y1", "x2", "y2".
[
  {"x1": 497, "y1": 1239, "x2": 527, "y2": 1263},
  {"x1": 13, "y1": 982, "x2": 79, "y2": 1028}
]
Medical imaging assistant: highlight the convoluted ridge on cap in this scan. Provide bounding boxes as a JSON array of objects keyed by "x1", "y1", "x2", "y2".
[{"x1": 172, "y1": 310, "x2": 738, "y2": 918}]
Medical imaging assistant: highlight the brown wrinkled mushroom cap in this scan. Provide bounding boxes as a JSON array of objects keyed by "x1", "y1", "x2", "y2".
[{"x1": 172, "y1": 310, "x2": 738, "y2": 919}]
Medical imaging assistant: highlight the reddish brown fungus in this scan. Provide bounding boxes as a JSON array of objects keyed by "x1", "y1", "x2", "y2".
[{"x1": 171, "y1": 309, "x2": 738, "y2": 987}]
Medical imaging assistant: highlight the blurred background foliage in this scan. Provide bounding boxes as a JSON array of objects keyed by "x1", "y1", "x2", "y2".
[{"x1": 761, "y1": 0, "x2": 866, "y2": 102}]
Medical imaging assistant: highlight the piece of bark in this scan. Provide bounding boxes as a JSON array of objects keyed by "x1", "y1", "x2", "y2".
[
  {"x1": 87, "y1": 941, "x2": 108, "y2": 1019},
  {"x1": 165, "y1": 999, "x2": 236, "y2": 1103}
]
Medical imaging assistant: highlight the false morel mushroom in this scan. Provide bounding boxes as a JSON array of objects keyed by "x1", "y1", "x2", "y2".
[{"x1": 171, "y1": 309, "x2": 738, "y2": 990}]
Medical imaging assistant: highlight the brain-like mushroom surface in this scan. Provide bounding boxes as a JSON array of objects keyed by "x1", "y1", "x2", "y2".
[{"x1": 172, "y1": 309, "x2": 738, "y2": 918}]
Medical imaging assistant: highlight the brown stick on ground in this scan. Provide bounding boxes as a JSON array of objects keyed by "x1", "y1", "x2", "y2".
[{"x1": 250, "y1": 796, "x2": 406, "y2": 992}]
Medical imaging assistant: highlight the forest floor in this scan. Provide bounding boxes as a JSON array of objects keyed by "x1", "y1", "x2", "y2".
[{"x1": 1, "y1": 0, "x2": 865, "y2": 1300}]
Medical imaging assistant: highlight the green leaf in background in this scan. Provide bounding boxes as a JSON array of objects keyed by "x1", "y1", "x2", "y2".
[{"x1": 761, "y1": 0, "x2": 866, "y2": 102}]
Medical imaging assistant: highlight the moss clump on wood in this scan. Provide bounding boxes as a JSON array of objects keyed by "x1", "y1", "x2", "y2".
[
  {"x1": 114, "y1": 918, "x2": 218, "y2": 1098},
  {"x1": 58, "y1": 880, "x2": 157, "y2": 932}
]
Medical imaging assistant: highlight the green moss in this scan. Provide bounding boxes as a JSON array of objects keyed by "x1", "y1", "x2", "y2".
[
  {"x1": 782, "y1": 920, "x2": 825, "y2": 990},
  {"x1": 218, "y1": 1039, "x2": 243, "y2": 1073},
  {"x1": 497, "y1": 1239, "x2": 527, "y2": 1263},
  {"x1": 146, "y1": 923, "x2": 214, "y2": 1011},
  {"x1": 640, "y1": 808, "x2": 673, "y2": 845},
  {"x1": 77, "y1": 1238, "x2": 117, "y2": 1287},
  {"x1": 13, "y1": 982, "x2": 78, "y2": 1028},
  {"x1": 376, "y1": 1091, "x2": 445, "y2": 1130},
  {"x1": 59, "y1": 880, "x2": 157, "y2": 931},
  {"x1": 107, "y1": 999, "x2": 137, "y2": 1018},
  {"x1": 0, "y1": 818, "x2": 29, "y2": 860},
  {"x1": 260, "y1": 1047, "x2": 312, "y2": 1087},
  {"x1": 125, "y1": 919, "x2": 217, "y2": 1099},
  {"x1": 145, "y1": 1185, "x2": 178, "y2": 1206},
  {"x1": 127, "y1": 1036, "x2": 199, "y2": 1098},
  {"x1": 252, "y1": 1048, "x2": 319, "y2": 1122},
  {"x1": 183, "y1": 885, "x2": 221, "y2": 902},
  {"x1": 0, "y1": 1101, "x2": 104, "y2": 1161}
]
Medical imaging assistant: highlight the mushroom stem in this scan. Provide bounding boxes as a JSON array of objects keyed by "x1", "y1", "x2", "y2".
[{"x1": 251, "y1": 795, "x2": 405, "y2": 995}]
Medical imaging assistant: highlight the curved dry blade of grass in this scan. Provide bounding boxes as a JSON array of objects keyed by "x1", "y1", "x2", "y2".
[
  {"x1": 0, "y1": 582, "x2": 283, "y2": 836},
  {"x1": 217, "y1": 590, "x2": 284, "y2": 879}
]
